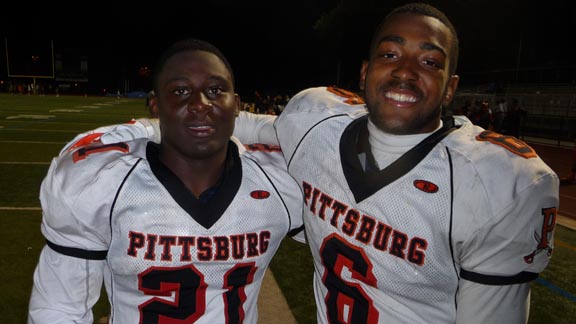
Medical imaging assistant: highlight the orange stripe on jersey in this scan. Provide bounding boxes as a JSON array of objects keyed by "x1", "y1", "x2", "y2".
[
  {"x1": 244, "y1": 143, "x2": 281, "y2": 152},
  {"x1": 476, "y1": 130, "x2": 537, "y2": 159},
  {"x1": 72, "y1": 142, "x2": 130, "y2": 163},
  {"x1": 67, "y1": 132, "x2": 104, "y2": 152},
  {"x1": 327, "y1": 86, "x2": 365, "y2": 105}
]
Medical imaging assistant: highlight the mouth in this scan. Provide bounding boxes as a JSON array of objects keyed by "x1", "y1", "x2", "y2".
[
  {"x1": 186, "y1": 123, "x2": 215, "y2": 137},
  {"x1": 384, "y1": 91, "x2": 418, "y2": 103},
  {"x1": 378, "y1": 80, "x2": 422, "y2": 107},
  {"x1": 382, "y1": 87, "x2": 421, "y2": 108}
]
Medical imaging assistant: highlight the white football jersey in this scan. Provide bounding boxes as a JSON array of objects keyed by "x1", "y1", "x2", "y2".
[
  {"x1": 29, "y1": 139, "x2": 303, "y2": 324},
  {"x1": 274, "y1": 87, "x2": 559, "y2": 324}
]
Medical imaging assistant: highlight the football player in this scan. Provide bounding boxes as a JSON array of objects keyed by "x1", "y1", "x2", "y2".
[
  {"x1": 267, "y1": 4, "x2": 558, "y2": 322},
  {"x1": 28, "y1": 39, "x2": 303, "y2": 324}
]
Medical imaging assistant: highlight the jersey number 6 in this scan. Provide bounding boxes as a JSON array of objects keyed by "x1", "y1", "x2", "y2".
[{"x1": 321, "y1": 234, "x2": 379, "y2": 323}]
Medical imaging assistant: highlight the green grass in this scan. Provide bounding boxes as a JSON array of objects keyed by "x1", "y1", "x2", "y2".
[
  {"x1": 270, "y1": 238, "x2": 316, "y2": 324},
  {"x1": 0, "y1": 94, "x2": 149, "y2": 323},
  {"x1": 0, "y1": 210, "x2": 44, "y2": 324},
  {"x1": 1, "y1": 93, "x2": 575, "y2": 323},
  {"x1": 529, "y1": 226, "x2": 576, "y2": 323}
]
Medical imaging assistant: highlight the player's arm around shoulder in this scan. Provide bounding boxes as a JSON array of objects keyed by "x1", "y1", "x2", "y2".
[
  {"x1": 276, "y1": 86, "x2": 366, "y2": 126},
  {"x1": 233, "y1": 111, "x2": 278, "y2": 145},
  {"x1": 60, "y1": 118, "x2": 160, "y2": 155},
  {"x1": 281, "y1": 86, "x2": 365, "y2": 114}
]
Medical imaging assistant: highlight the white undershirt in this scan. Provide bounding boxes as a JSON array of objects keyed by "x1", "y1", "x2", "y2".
[{"x1": 367, "y1": 119, "x2": 443, "y2": 170}]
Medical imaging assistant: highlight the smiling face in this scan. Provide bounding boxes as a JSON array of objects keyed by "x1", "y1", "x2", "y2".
[
  {"x1": 152, "y1": 49, "x2": 239, "y2": 161},
  {"x1": 360, "y1": 12, "x2": 459, "y2": 135}
]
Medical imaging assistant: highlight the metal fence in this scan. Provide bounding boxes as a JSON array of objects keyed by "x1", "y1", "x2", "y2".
[{"x1": 449, "y1": 85, "x2": 576, "y2": 146}]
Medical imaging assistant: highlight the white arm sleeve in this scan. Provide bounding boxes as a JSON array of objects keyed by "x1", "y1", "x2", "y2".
[
  {"x1": 28, "y1": 247, "x2": 105, "y2": 324},
  {"x1": 100, "y1": 118, "x2": 161, "y2": 144},
  {"x1": 61, "y1": 112, "x2": 275, "y2": 157},
  {"x1": 59, "y1": 118, "x2": 160, "y2": 155},
  {"x1": 233, "y1": 111, "x2": 278, "y2": 145},
  {"x1": 456, "y1": 280, "x2": 530, "y2": 324},
  {"x1": 61, "y1": 112, "x2": 276, "y2": 156}
]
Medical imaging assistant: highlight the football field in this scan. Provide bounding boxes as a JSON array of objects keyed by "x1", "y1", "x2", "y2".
[{"x1": 0, "y1": 93, "x2": 574, "y2": 323}]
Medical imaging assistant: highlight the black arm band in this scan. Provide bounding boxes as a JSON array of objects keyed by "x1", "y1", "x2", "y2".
[
  {"x1": 46, "y1": 239, "x2": 108, "y2": 260},
  {"x1": 460, "y1": 269, "x2": 538, "y2": 285}
]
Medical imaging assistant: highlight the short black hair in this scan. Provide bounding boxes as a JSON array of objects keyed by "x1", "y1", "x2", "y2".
[
  {"x1": 370, "y1": 2, "x2": 459, "y2": 75},
  {"x1": 152, "y1": 38, "x2": 235, "y2": 93}
]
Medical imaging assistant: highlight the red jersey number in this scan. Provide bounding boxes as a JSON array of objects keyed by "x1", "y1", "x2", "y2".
[{"x1": 138, "y1": 262, "x2": 256, "y2": 324}]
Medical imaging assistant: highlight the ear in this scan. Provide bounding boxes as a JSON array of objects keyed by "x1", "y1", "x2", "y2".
[
  {"x1": 149, "y1": 95, "x2": 159, "y2": 118},
  {"x1": 443, "y1": 74, "x2": 460, "y2": 106},
  {"x1": 359, "y1": 60, "x2": 369, "y2": 91}
]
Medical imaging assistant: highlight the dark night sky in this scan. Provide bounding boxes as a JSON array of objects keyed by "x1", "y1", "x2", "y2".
[{"x1": 1, "y1": 0, "x2": 575, "y2": 97}]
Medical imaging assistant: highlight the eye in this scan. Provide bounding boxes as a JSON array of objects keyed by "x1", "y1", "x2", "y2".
[
  {"x1": 376, "y1": 52, "x2": 397, "y2": 60},
  {"x1": 206, "y1": 87, "x2": 223, "y2": 97},
  {"x1": 422, "y1": 59, "x2": 442, "y2": 70},
  {"x1": 172, "y1": 87, "x2": 191, "y2": 96}
]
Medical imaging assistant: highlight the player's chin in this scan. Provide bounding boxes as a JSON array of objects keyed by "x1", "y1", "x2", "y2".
[
  {"x1": 186, "y1": 140, "x2": 228, "y2": 158},
  {"x1": 370, "y1": 109, "x2": 405, "y2": 132},
  {"x1": 378, "y1": 116, "x2": 419, "y2": 135}
]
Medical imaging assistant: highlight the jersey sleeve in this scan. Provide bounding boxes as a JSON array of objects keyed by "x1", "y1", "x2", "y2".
[
  {"x1": 60, "y1": 118, "x2": 160, "y2": 155},
  {"x1": 28, "y1": 246, "x2": 106, "y2": 323},
  {"x1": 42, "y1": 139, "x2": 148, "y2": 255},
  {"x1": 30, "y1": 140, "x2": 146, "y2": 322},
  {"x1": 458, "y1": 171, "x2": 558, "y2": 279},
  {"x1": 456, "y1": 280, "x2": 531, "y2": 324},
  {"x1": 452, "y1": 126, "x2": 559, "y2": 283},
  {"x1": 63, "y1": 111, "x2": 276, "y2": 156},
  {"x1": 40, "y1": 148, "x2": 124, "y2": 252},
  {"x1": 274, "y1": 87, "x2": 367, "y2": 163},
  {"x1": 233, "y1": 111, "x2": 278, "y2": 145}
]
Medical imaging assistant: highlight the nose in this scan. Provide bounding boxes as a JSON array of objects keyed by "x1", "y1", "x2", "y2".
[
  {"x1": 187, "y1": 92, "x2": 213, "y2": 114},
  {"x1": 391, "y1": 59, "x2": 418, "y2": 81}
]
